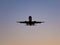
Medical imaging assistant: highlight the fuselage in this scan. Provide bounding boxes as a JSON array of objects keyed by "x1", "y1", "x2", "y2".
[
  {"x1": 29, "y1": 16, "x2": 32, "y2": 22},
  {"x1": 27, "y1": 16, "x2": 35, "y2": 25}
]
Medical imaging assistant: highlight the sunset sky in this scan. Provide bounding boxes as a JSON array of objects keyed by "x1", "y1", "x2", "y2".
[{"x1": 0, "y1": 0, "x2": 60, "y2": 45}]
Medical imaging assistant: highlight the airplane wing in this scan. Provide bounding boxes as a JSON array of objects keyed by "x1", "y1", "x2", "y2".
[
  {"x1": 17, "y1": 21, "x2": 29, "y2": 23},
  {"x1": 32, "y1": 21, "x2": 44, "y2": 23}
]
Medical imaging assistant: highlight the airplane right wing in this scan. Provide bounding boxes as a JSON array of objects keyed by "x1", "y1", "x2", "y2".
[{"x1": 33, "y1": 21, "x2": 44, "y2": 23}]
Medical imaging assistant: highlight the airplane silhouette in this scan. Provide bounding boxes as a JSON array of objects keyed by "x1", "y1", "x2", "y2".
[{"x1": 17, "y1": 16, "x2": 44, "y2": 26}]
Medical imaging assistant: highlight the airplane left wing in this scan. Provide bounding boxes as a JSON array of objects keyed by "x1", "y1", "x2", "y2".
[{"x1": 17, "y1": 21, "x2": 28, "y2": 23}]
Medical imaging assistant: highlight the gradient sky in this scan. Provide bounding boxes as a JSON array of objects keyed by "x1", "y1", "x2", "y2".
[{"x1": 0, "y1": 0, "x2": 60, "y2": 45}]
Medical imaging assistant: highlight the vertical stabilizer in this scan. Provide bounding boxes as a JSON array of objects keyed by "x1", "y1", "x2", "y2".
[{"x1": 29, "y1": 16, "x2": 32, "y2": 22}]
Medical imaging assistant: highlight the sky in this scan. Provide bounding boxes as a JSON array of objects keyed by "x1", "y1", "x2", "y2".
[{"x1": 0, "y1": 0, "x2": 60, "y2": 45}]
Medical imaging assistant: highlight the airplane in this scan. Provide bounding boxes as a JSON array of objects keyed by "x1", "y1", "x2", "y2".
[{"x1": 17, "y1": 16, "x2": 44, "y2": 26}]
